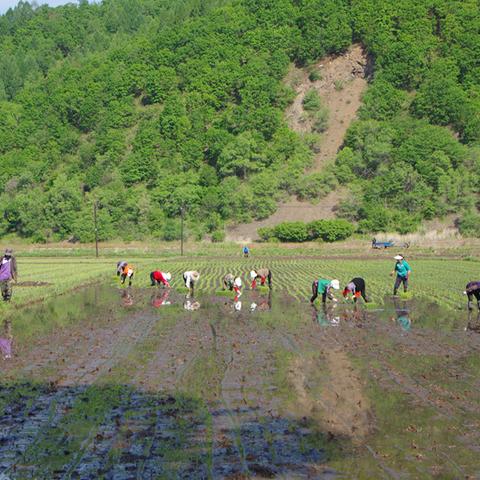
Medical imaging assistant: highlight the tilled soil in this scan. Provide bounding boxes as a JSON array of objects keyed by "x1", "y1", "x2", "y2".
[{"x1": 1, "y1": 285, "x2": 479, "y2": 479}]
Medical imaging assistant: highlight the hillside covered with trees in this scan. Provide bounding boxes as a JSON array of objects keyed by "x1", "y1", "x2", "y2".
[{"x1": 0, "y1": 0, "x2": 479, "y2": 241}]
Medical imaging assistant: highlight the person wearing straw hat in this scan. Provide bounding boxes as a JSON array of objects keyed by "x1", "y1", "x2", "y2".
[
  {"x1": 342, "y1": 277, "x2": 369, "y2": 303},
  {"x1": 183, "y1": 270, "x2": 200, "y2": 296},
  {"x1": 391, "y1": 254, "x2": 411, "y2": 296},
  {"x1": 0, "y1": 248, "x2": 17, "y2": 302},
  {"x1": 310, "y1": 278, "x2": 340, "y2": 304},
  {"x1": 250, "y1": 268, "x2": 272, "y2": 289},
  {"x1": 223, "y1": 273, "x2": 242, "y2": 297},
  {"x1": 150, "y1": 270, "x2": 171, "y2": 287}
]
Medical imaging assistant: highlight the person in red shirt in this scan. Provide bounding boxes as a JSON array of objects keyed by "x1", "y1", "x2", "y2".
[{"x1": 150, "y1": 270, "x2": 172, "y2": 287}]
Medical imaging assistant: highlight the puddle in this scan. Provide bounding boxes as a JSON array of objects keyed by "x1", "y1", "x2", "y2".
[{"x1": 0, "y1": 285, "x2": 479, "y2": 478}]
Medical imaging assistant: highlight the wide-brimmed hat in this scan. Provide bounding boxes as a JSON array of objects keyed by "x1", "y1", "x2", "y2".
[
  {"x1": 250, "y1": 270, "x2": 257, "y2": 280},
  {"x1": 191, "y1": 271, "x2": 200, "y2": 281},
  {"x1": 165, "y1": 272, "x2": 172, "y2": 281},
  {"x1": 4, "y1": 248, "x2": 13, "y2": 255},
  {"x1": 331, "y1": 279, "x2": 340, "y2": 290},
  {"x1": 234, "y1": 277, "x2": 242, "y2": 287},
  {"x1": 394, "y1": 254, "x2": 404, "y2": 260}
]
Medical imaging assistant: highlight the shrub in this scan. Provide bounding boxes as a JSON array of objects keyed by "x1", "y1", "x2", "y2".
[
  {"x1": 211, "y1": 230, "x2": 226, "y2": 243},
  {"x1": 258, "y1": 220, "x2": 354, "y2": 243},
  {"x1": 458, "y1": 212, "x2": 480, "y2": 237},
  {"x1": 308, "y1": 219, "x2": 354, "y2": 242},
  {"x1": 257, "y1": 226, "x2": 274, "y2": 241},
  {"x1": 273, "y1": 222, "x2": 309, "y2": 242},
  {"x1": 303, "y1": 89, "x2": 322, "y2": 111},
  {"x1": 312, "y1": 106, "x2": 329, "y2": 133},
  {"x1": 295, "y1": 171, "x2": 337, "y2": 200},
  {"x1": 308, "y1": 70, "x2": 322, "y2": 82}
]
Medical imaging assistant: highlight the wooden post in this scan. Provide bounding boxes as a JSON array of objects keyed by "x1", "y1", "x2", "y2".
[
  {"x1": 94, "y1": 200, "x2": 99, "y2": 258},
  {"x1": 180, "y1": 206, "x2": 185, "y2": 256}
]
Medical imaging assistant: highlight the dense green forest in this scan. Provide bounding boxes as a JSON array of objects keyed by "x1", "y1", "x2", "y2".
[{"x1": 0, "y1": 0, "x2": 479, "y2": 241}]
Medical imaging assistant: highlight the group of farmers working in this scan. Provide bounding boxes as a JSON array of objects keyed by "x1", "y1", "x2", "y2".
[
  {"x1": 1, "y1": 249, "x2": 479, "y2": 312},
  {"x1": 116, "y1": 261, "x2": 271, "y2": 296},
  {"x1": 311, "y1": 254, "x2": 412, "y2": 304}
]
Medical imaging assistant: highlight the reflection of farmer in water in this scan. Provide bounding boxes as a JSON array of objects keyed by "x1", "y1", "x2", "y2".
[
  {"x1": 310, "y1": 279, "x2": 340, "y2": 304},
  {"x1": 311, "y1": 303, "x2": 340, "y2": 326},
  {"x1": 151, "y1": 289, "x2": 171, "y2": 308},
  {"x1": 343, "y1": 277, "x2": 369, "y2": 303},
  {"x1": 466, "y1": 311, "x2": 480, "y2": 333},
  {"x1": 121, "y1": 288, "x2": 134, "y2": 307},
  {"x1": 250, "y1": 269, "x2": 272, "y2": 289},
  {"x1": 183, "y1": 298, "x2": 201, "y2": 311},
  {"x1": 392, "y1": 298, "x2": 411, "y2": 331},
  {"x1": 250, "y1": 291, "x2": 272, "y2": 312},
  {"x1": 464, "y1": 281, "x2": 480, "y2": 311},
  {"x1": 0, "y1": 320, "x2": 13, "y2": 359}
]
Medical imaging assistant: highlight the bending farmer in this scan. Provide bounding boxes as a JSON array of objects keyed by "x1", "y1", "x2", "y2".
[
  {"x1": 120, "y1": 263, "x2": 134, "y2": 286},
  {"x1": 250, "y1": 268, "x2": 272, "y2": 289},
  {"x1": 465, "y1": 281, "x2": 480, "y2": 311},
  {"x1": 116, "y1": 261, "x2": 127, "y2": 276},
  {"x1": 184, "y1": 271, "x2": 200, "y2": 296},
  {"x1": 310, "y1": 279, "x2": 340, "y2": 304},
  {"x1": 150, "y1": 270, "x2": 171, "y2": 287},
  {"x1": 391, "y1": 254, "x2": 411, "y2": 295},
  {"x1": 343, "y1": 277, "x2": 369, "y2": 303},
  {"x1": 0, "y1": 248, "x2": 17, "y2": 302},
  {"x1": 223, "y1": 274, "x2": 242, "y2": 297}
]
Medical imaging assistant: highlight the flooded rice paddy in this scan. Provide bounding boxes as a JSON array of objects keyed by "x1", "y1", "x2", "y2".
[{"x1": 1, "y1": 284, "x2": 480, "y2": 479}]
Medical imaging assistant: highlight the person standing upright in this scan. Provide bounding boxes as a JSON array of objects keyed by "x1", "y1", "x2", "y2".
[
  {"x1": 391, "y1": 254, "x2": 411, "y2": 296},
  {"x1": 0, "y1": 248, "x2": 17, "y2": 302}
]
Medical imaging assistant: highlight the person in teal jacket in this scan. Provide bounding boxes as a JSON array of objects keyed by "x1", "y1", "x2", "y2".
[
  {"x1": 310, "y1": 278, "x2": 340, "y2": 303},
  {"x1": 391, "y1": 254, "x2": 411, "y2": 295}
]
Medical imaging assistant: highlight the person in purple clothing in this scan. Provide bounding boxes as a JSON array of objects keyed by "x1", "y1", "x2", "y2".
[
  {"x1": 0, "y1": 320, "x2": 13, "y2": 360},
  {"x1": 464, "y1": 281, "x2": 480, "y2": 311},
  {"x1": 0, "y1": 248, "x2": 17, "y2": 302}
]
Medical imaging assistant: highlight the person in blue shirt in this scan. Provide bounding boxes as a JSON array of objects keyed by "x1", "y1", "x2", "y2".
[
  {"x1": 243, "y1": 246, "x2": 250, "y2": 258},
  {"x1": 391, "y1": 254, "x2": 411, "y2": 296}
]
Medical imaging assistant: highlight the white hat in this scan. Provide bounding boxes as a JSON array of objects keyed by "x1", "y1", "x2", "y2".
[
  {"x1": 234, "y1": 277, "x2": 242, "y2": 288},
  {"x1": 250, "y1": 270, "x2": 257, "y2": 280},
  {"x1": 394, "y1": 255, "x2": 404, "y2": 260},
  {"x1": 330, "y1": 279, "x2": 340, "y2": 290},
  {"x1": 165, "y1": 272, "x2": 172, "y2": 281},
  {"x1": 191, "y1": 271, "x2": 200, "y2": 281}
]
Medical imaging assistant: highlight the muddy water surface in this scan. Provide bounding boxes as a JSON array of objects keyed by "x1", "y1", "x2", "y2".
[{"x1": 1, "y1": 285, "x2": 479, "y2": 479}]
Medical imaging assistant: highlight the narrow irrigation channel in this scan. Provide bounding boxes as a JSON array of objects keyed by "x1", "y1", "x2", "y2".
[{"x1": 0, "y1": 284, "x2": 479, "y2": 478}]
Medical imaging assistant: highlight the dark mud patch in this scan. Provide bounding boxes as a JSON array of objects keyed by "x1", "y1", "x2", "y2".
[{"x1": 0, "y1": 381, "x2": 331, "y2": 479}]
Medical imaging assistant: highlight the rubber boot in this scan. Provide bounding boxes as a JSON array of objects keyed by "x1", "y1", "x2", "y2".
[{"x1": 468, "y1": 300, "x2": 473, "y2": 311}]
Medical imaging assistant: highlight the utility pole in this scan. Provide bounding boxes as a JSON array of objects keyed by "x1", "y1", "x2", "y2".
[
  {"x1": 94, "y1": 200, "x2": 99, "y2": 258},
  {"x1": 180, "y1": 205, "x2": 185, "y2": 256}
]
